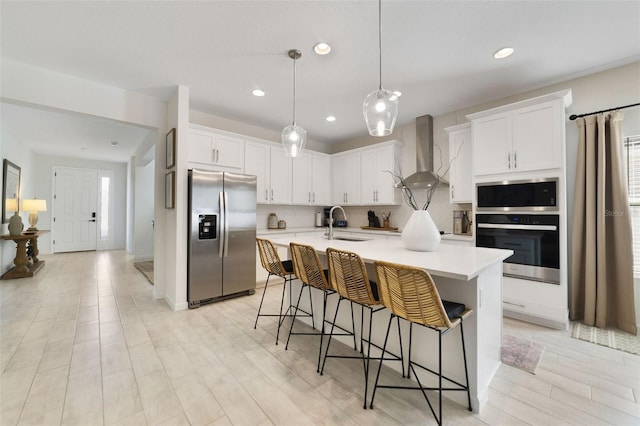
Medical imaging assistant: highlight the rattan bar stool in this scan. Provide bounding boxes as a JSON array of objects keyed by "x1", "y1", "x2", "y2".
[
  {"x1": 255, "y1": 238, "x2": 313, "y2": 345},
  {"x1": 287, "y1": 242, "x2": 354, "y2": 372},
  {"x1": 370, "y1": 260, "x2": 472, "y2": 425},
  {"x1": 320, "y1": 247, "x2": 404, "y2": 409}
]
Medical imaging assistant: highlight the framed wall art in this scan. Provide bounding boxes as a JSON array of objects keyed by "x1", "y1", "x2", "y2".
[
  {"x1": 2, "y1": 159, "x2": 21, "y2": 223},
  {"x1": 165, "y1": 171, "x2": 175, "y2": 209},
  {"x1": 166, "y1": 128, "x2": 176, "y2": 169}
]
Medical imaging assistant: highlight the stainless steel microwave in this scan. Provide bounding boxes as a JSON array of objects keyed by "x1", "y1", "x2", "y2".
[{"x1": 476, "y1": 178, "x2": 558, "y2": 211}]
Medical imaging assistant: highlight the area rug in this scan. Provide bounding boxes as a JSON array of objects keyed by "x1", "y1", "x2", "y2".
[
  {"x1": 134, "y1": 260, "x2": 154, "y2": 285},
  {"x1": 571, "y1": 322, "x2": 640, "y2": 356},
  {"x1": 501, "y1": 334, "x2": 544, "y2": 374}
]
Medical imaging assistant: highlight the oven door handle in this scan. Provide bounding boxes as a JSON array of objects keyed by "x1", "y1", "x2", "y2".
[{"x1": 477, "y1": 223, "x2": 557, "y2": 231}]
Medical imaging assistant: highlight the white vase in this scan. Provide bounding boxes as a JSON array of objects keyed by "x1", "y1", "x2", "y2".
[{"x1": 401, "y1": 210, "x2": 441, "y2": 251}]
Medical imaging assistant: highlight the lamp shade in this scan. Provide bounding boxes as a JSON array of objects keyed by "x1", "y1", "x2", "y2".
[
  {"x1": 282, "y1": 124, "x2": 307, "y2": 157},
  {"x1": 5, "y1": 198, "x2": 18, "y2": 213},
  {"x1": 22, "y1": 199, "x2": 47, "y2": 212}
]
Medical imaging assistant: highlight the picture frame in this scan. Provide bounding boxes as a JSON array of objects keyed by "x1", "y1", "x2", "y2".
[
  {"x1": 2, "y1": 159, "x2": 21, "y2": 224},
  {"x1": 165, "y1": 171, "x2": 175, "y2": 209},
  {"x1": 166, "y1": 128, "x2": 176, "y2": 169}
]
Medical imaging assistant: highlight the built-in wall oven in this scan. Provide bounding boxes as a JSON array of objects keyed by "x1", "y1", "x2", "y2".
[{"x1": 475, "y1": 179, "x2": 560, "y2": 284}]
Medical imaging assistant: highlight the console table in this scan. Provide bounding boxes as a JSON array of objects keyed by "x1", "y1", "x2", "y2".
[{"x1": 0, "y1": 230, "x2": 49, "y2": 279}]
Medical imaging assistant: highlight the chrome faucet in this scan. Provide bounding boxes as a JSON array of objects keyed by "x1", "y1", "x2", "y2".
[{"x1": 327, "y1": 205, "x2": 347, "y2": 240}]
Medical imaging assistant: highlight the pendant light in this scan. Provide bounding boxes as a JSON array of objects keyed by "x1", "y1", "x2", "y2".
[
  {"x1": 282, "y1": 49, "x2": 306, "y2": 157},
  {"x1": 363, "y1": 0, "x2": 399, "y2": 137}
]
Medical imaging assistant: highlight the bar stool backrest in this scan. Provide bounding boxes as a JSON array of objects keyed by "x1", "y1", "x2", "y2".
[
  {"x1": 326, "y1": 247, "x2": 377, "y2": 306},
  {"x1": 256, "y1": 238, "x2": 288, "y2": 278},
  {"x1": 374, "y1": 260, "x2": 456, "y2": 329},
  {"x1": 290, "y1": 243, "x2": 332, "y2": 291}
]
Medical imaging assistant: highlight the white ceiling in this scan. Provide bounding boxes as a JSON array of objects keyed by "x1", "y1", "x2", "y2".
[{"x1": 1, "y1": 1, "x2": 639, "y2": 162}]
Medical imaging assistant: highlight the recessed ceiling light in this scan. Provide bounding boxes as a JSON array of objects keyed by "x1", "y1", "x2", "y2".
[
  {"x1": 493, "y1": 47, "x2": 514, "y2": 59},
  {"x1": 252, "y1": 89, "x2": 265, "y2": 97},
  {"x1": 326, "y1": 115, "x2": 336, "y2": 122},
  {"x1": 110, "y1": 141, "x2": 118, "y2": 147},
  {"x1": 314, "y1": 42, "x2": 332, "y2": 55}
]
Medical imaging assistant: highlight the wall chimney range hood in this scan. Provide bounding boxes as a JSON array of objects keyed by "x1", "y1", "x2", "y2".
[{"x1": 395, "y1": 114, "x2": 448, "y2": 189}]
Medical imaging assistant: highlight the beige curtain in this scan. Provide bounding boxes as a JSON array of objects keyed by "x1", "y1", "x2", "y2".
[{"x1": 571, "y1": 111, "x2": 637, "y2": 335}]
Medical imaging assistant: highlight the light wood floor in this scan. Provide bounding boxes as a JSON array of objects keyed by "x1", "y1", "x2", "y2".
[{"x1": 0, "y1": 250, "x2": 638, "y2": 425}]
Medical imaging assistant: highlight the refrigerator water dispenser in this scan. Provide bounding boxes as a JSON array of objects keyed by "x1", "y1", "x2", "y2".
[{"x1": 198, "y1": 214, "x2": 217, "y2": 239}]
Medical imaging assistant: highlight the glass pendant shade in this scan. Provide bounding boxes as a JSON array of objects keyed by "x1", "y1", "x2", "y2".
[
  {"x1": 282, "y1": 49, "x2": 306, "y2": 157},
  {"x1": 363, "y1": 88, "x2": 399, "y2": 137},
  {"x1": 282, "y1": 123, "x2": 307, "y2": 157}
]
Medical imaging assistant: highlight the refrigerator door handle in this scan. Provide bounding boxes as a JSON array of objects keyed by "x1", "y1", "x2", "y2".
[
  {"x1": 218, "y1": 191, "x2": 225, "y2": 258},
  {"x1": 223, "y1": 191, "x2": 230, "y2": 257}
]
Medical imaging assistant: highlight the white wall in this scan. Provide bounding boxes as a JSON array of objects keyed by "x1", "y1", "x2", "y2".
[{"x1": 134, "y1": 159, "x2": 155, "y2": 261}]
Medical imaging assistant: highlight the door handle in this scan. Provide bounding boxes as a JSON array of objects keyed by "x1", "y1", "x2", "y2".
[{"x1": 89, "y1": 219, "x2": 96, "y2": 222}]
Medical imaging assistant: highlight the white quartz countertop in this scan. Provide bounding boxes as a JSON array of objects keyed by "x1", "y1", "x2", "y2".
[
  {"x1": 269, "y1": 235, "x2": 511, "y2": 281},
  {"x1": 257, "y1": 226, "x2": 474, "y2": 242}
]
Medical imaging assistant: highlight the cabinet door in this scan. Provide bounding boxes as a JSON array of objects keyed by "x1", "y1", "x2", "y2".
[
  {"x1": 373, "y1": 146, "x2": 399, "y2": 204},
  {"x1": 333, "y1": 153, "x2": 360, "y2": 205},
  {"x1": 360, "y1": 149, "x2": 377, "y2": 204},
  {"x1": 269, "y1": 148, "x2": 291, "y2": 204},
  {"x1": 512, "y1": 101, "x2": 562, "y2": 172},
  {"x1": 311, "y1": 154, "x2": 331, "y2": 205},
  {"x1": 188, "y1": 129, "x2": 215, "y2": 165},
  {"x1": 473, "y1": 113, "x2": 511, "y2": 176},
  {"x1": 449, "y1": 128, "x2": 473, "y2": 203},
  {"x1": 215, "y1": 135, "x2": 244, "y2": 170},
  {"x1": 245, "y1": 142, "x2": 270, "y2": 204},
  {"x1": 291, "y1": 155, "x2": 312, "y2": 204}
]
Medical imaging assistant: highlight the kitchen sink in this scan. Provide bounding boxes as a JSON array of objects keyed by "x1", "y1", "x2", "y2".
[{"x1": 333, "y1": 236, "x2": 370, "y2": 242}]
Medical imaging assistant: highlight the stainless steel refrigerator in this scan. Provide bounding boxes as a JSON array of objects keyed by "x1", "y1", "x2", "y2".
[{"x1": 188, "y1": 169, "x2": 257, "y2": 308}]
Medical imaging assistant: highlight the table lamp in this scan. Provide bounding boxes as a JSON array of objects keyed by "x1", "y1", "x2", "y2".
[{"x1": 22, "y1": 199, "x2": 47, "y2": 231}]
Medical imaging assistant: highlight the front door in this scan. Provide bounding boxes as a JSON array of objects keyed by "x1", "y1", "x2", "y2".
[{"x1": 53, "y1": 167, "x2": 98, "y2": 252}]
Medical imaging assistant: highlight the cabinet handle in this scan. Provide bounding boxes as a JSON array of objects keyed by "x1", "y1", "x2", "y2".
[
  {"x1": 451, "y1": 189, "x2": 454, "y2": 199},
  {"x1": 513, "y1": 151, "x2": 517, "y2": 169},
  {"x1": 507, "y1": 152, "x2": 511, "y2": 169},
  {"x1": 265, "y1": 189, "x2": 268, "y2": 201},
  {"x1": 312, "y1": 193, "x2": 315, "y2": 203},
  {"x1": 308, "y1": 192, "x2": 311, "y2": 203},
  {"x1": 271, "y1": 189, "x2": 274, "y2": 201},
  {"x1": 212, "y1": 148, "x2": 216, "y2": 163}
]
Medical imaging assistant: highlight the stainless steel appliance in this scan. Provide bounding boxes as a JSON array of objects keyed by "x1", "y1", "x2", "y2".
[
  {"x1": 188, "y1": 169, "x2": 257, "y2": 308},
  {"x1": 477, "y1": 178, "x2": 558, "y2": 211},
  {"x1": 476, "y1": 213, "x2": 560, "y2": 284}
]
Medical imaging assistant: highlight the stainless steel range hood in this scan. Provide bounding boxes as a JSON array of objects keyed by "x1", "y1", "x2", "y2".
[{"x1": 396, "y1": 114, "x2": 448, "y2": 189}]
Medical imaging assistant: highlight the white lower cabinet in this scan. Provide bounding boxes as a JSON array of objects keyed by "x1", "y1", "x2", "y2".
[{"x1": 502, "y1": 276, "x2": 568, "y2": 329}]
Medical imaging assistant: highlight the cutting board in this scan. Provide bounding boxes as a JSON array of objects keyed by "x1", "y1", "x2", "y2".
[{"x1": 360, "y1": 226, "x2": 399, "y2": 231}]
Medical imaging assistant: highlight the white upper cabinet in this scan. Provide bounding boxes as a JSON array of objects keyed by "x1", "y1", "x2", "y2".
[
  {"x1": 188, "y1": 125, "x2": 244, "y2": 171},
  {"x1": 245, "y1": 141, "x2": 291, "y2": 205},
  {"x1": 292, "y1": 152, "x2": 331, "y2": 206},
  {"x1": 468, "y1": 90, "x2": 571, "y2": 177},
  {"x1": 445, "y1": 123, "x2": 473, "y2": 203},
  {"x1": 360, "y1": 143, "x2": 402, "y2": 205},
  {"x1": 332, "y1": 152, "x2": 361, "y2": 205}
]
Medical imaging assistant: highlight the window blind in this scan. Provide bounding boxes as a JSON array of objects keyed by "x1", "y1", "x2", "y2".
[{"x1": 625, "y1": 136, "x2": 640, "y2": 275}]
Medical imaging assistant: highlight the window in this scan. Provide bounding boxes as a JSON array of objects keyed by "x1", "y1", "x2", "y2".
[
  {"x1": 625, "y1": 135, "x2": 640, "y2": 275},
  {"x1": 100, "y1": 176, "x2": 110, "y2": 241}
]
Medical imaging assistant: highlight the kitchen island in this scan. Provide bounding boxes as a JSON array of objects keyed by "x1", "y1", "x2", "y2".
[{"x1": 269, "y1": 235, "x2": 512, "y2": 413}]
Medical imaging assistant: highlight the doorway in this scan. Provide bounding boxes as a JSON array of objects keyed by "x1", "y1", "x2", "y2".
[{"x1": 52, "y1": 166, "x2": 113, "y2": 252}]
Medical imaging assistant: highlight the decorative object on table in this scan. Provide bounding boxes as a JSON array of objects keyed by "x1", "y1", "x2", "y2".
[
  {"x1": 401, "y1": 210, "x2": 441, "y2": 251},
  {"x1": 2, "y1": 159, "x2": 21, "y2": 224},
  {"x1": 22, "y1": 198, "x2": 47, "y2": 232},
  {"x1": 571, "y1": 322, "x2": 640, "y2": 355},
  {"x1": 267, "y1": 213, "x2": 278, "y2": 229},
  {"x1": 166, "y1": 128, "x2": 176, "y2": 169},
  {"x1": 388, "y1": 141, "x2": 462, "y2": 251},
  {"x1": 362, "y1": 0, "x2": 399, "y2": 137},
  {"x1": 501, "y1": 334, "x2": 544, "y2": 374},
  {"x1": 278, "y1": 220, "x2": 286, "y2": 229},
  {"x1": 165, "y1": 171, "x2": 175, "y2": 209},
  {"x1": 281, "y1": 49, "x2": 306, "y2": 157},
  {"x1": 8, "y1": 208, "x2": 23, "y2": 236}
]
